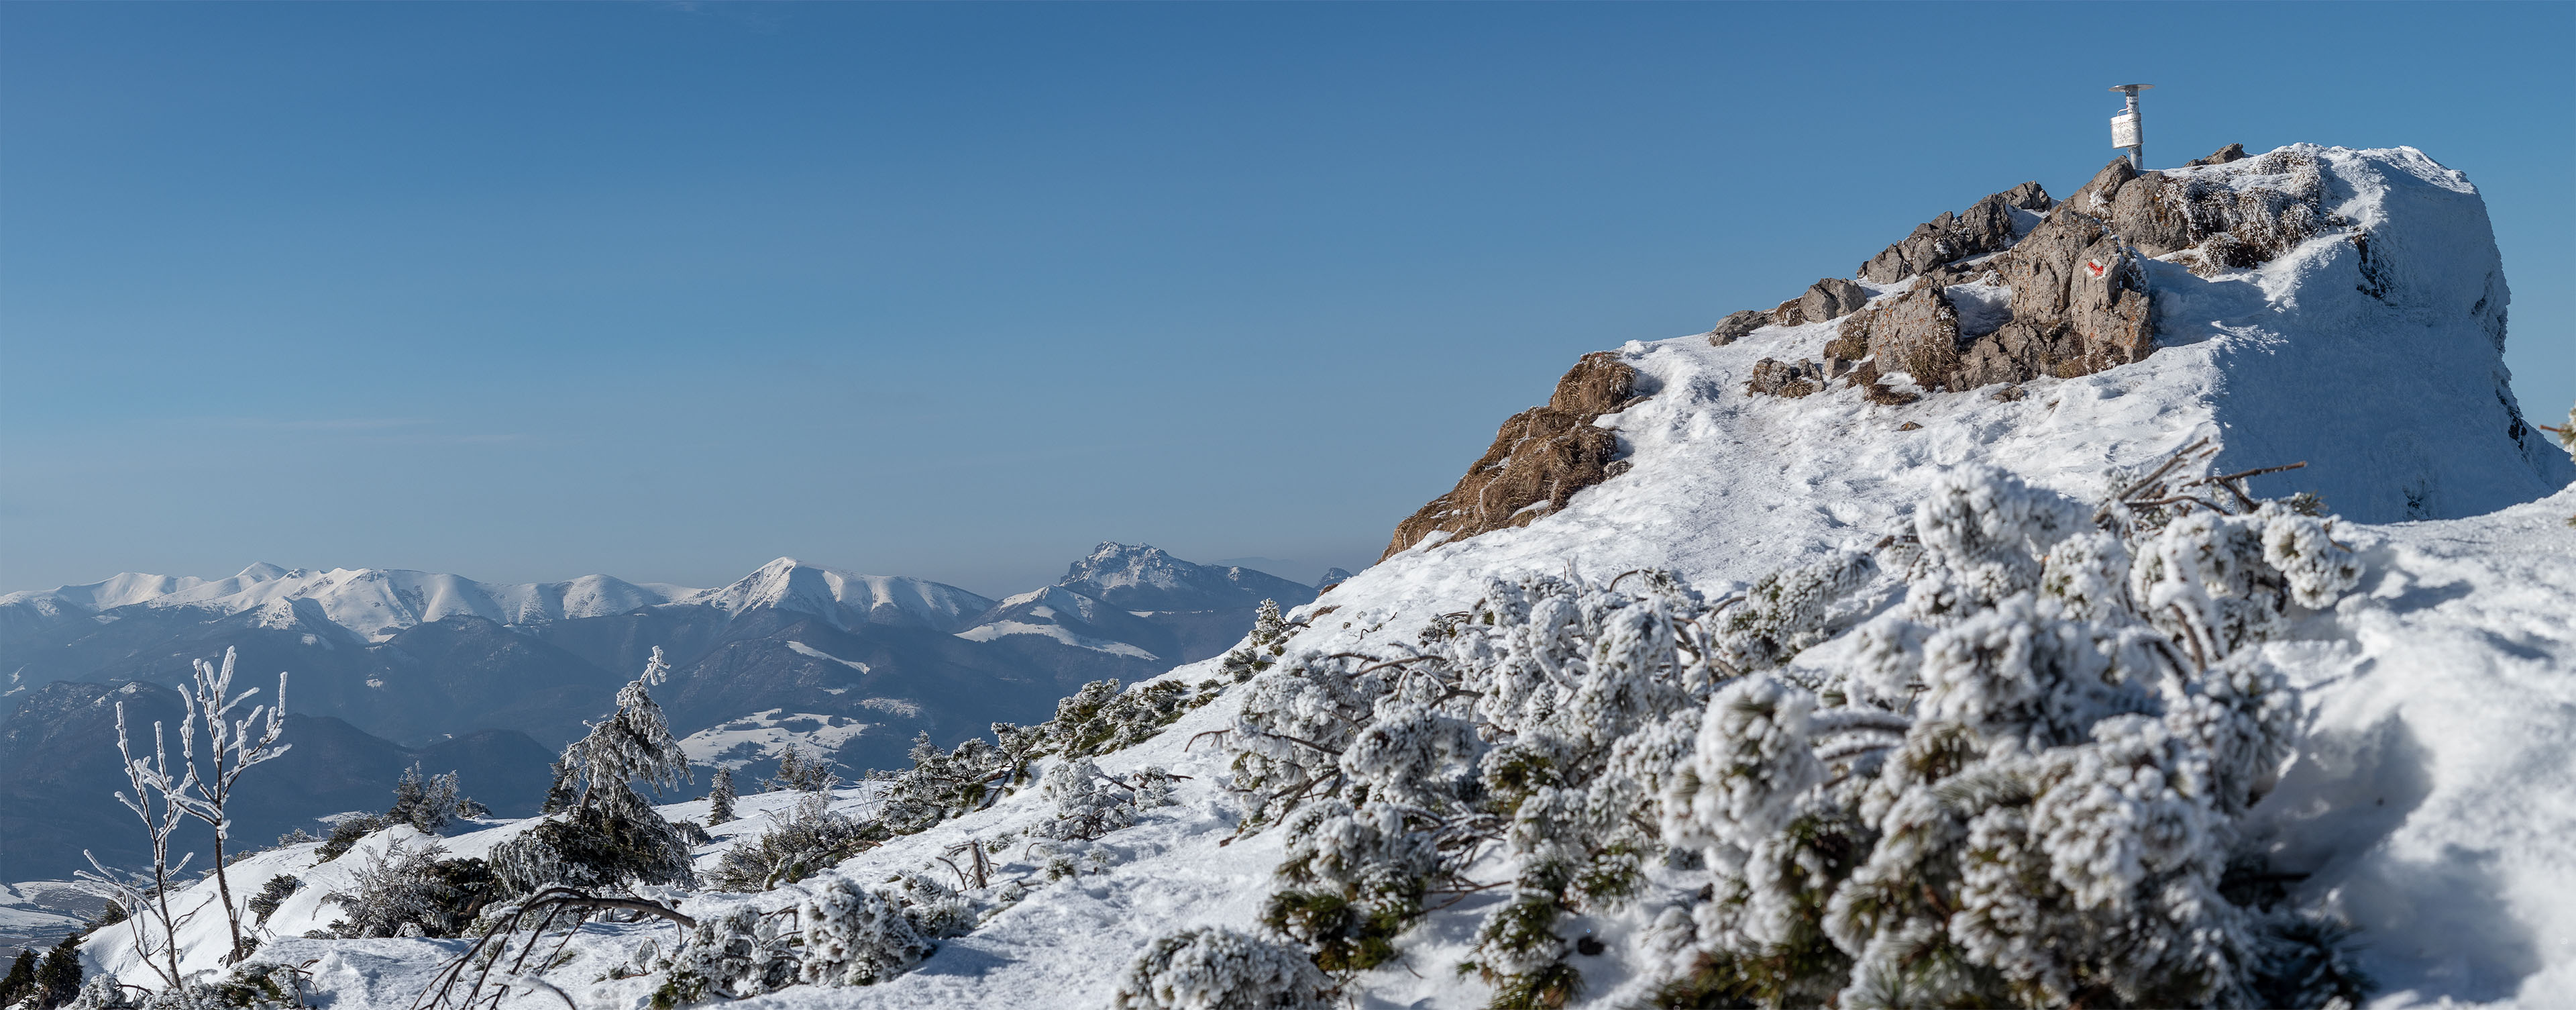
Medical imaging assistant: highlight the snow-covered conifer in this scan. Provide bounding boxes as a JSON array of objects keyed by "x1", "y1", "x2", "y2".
[
  {"x1": 1904, "y1": 468, "x2": 2088, "y2": 615},
  {"x1": 490, "y1": 648, "x2": 698, "y2": 894},
  {"x1": 387, "y1": 763, "x2": 462, "y2": 834},
  {"x1": 1715, "y1": 550, "x2": 1877, "y2": 671},
  {"x1": 559, "y1": 647, "x2": 692, "y2": 806},
  {"x1": 1660, "y1": 676, "x2": 1825, "y2": 862},
  {"x1": 1030, "y1": 758, "x2": 1174, "y2": 841},
  {"x1": 246, "y1": 875, "x2": 300, "y2": 928},
  {"x1": 707, "y1": 767, "x2": 737, "y2": 825},
  {"x1": 706, "y1": 789, "x2": 872, "y2": 892},
  {"x1": 1220, "y1": 600, "x2": 1292, "y2": 682}
]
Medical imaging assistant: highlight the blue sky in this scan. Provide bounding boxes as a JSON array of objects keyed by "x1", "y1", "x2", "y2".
[{"x1": 3, "y1": 1, "x2": 2569, "y2": 597}]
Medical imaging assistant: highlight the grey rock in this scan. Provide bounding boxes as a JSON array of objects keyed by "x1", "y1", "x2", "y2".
[
  {"x1": 1771, "y1": 296, "x2": 1807, "y2": 327},
  {"x1": 2111, "y1": 174, "x2": 2194, "y2": 257},
  {"x1": 2067, "y1": 234, "x2": 2154, "y2": 367},
  {"x1": 1860, "y1": 243, "x2": 1913, "y2": 284},
  {"x1": 1997, "y1": 205, "x2": 2108, "y2": 327},
  {"x1": 2185, "y1": 143, "x2": 2247, "y2": 167},
  {"x1": 2000, "y1": 181, "x2": 2052, "y2": 211},
  {"x1": 1948, "y1": 193, "x2": 2020, "y2": 260},
  {"x1": 1858, "y1": 183, "x2": 2055, "y2": 283},
  {"x1": 1798, "y1": 277, "x2": 1871, "y2": 323},
  {"x1": 1955, "y1": 320, "x2": 2071, "y2": 389},
  {"x1": 1746, "y1": 358, "x2": 1825, "y2": 398},
  {"x1": 2068, "y1": 157, "x2": 2139, "y2": 216},
  {"x1": 1830, "y1": 284, "x2": 1964, "y2": 391},
  {"x1": 1708, "y1": 309, "x2": 1768, "y2": 345}
]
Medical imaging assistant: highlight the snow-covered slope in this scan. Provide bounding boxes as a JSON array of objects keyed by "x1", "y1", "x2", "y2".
[
  {"x1": 70, "y1": 145, "x2": 2576, "y2": 1008},
  {"x1": 955, "y1": 585, "x2": 1164, "y2": 659}
]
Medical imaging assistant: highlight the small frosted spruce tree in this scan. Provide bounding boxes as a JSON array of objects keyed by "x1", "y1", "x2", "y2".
[{"x1": 492, "y1": 647, "x2": 697, "y2": 894}]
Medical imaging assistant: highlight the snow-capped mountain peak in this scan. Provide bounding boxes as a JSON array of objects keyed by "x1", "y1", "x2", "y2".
[
  {"x1": 674, "y1": 557, "x2": 995, "y2": 634},
  {"x1": 1057, "y1": 542, "x2": 1316, "y2": 612}
]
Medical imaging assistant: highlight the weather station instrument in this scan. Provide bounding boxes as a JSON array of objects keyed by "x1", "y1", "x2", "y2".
[{"x1": 2110, "y1": 83, "x2": 2152, "y2": 169}]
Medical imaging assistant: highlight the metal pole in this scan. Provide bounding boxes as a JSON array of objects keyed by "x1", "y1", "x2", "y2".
[{"x1": 2125, "y1": 89, "x2": 2143, "y2": 169}]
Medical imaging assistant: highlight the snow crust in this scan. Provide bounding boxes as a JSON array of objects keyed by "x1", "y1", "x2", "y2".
[{"x1": 74, "y1": 146, "x2": 2576, "y2": 1008}]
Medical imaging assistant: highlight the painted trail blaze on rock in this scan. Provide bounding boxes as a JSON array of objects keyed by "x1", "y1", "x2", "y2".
[{"x1": 1380, "y1": 352, "x2": 1646, "y2": 560}]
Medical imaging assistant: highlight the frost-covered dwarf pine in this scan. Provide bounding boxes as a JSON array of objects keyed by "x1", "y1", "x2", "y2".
[
  {"x1": 1112, "y1": 927, "x2": 1337, "y2": 1010},
  {"x1": 633, "y1": 872, "x2": 976, "y2": 1007},
  {"x1": 1653, "y1": 468, "x2": 2367, "y2": 1009},
  {"x1": 1198, "y1": 466, "x2": 2370, "y2": 1009},
  {"x1": 319, "y1": 838, "x2": 498, "y2": 939}
]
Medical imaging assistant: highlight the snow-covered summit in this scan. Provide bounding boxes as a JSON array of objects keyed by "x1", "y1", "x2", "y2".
[
  {"x1": 1338, "y1": 144, "x2": 2563, "y2": 636},
  {"x1": 0, "y1": 563, "x2": 288, "y2": 614},
  {"x1": 0, "y1": 557, "x2": 1008, "y2": 644},
  {"x1": 0, "y1": 564, "x2": 691, "y2": 643},
  {"x1": 675, "y1": 557, "x2": 995, "y2": 634},
  {"x1": 1058, "y1": 542, "x2": 1316, "y2": 612}
]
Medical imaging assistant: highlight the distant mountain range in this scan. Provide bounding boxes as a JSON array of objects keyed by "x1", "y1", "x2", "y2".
[{"x1": 0, "y1": 544, "x2": 1332, "y2": 880}]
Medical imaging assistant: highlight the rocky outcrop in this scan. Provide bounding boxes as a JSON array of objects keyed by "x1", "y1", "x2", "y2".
[
  {"x1": 2065, "y1": 158, "x2": 2137, "y2": 217},
  {"x1": 1791, "y1": 162, "x2": 2159, "y2": 396},
  {"x1": 1707, "y1": 309, "x2": 1767, "y2": 345},
  {"x1": 1799, "y1": 277, "x2": 1870, "y2": 323},
  {"x1": 1746, "y1": 357, "x2": 1826, "y2": 398},
  {"x1": 2186, "y1": 142, "x2": 2248, "y2": 167},
  {"x1": 1738, "y1": 148, "x2": 2336, "y2": 402},
  {"x1": 1381, "y1": 352, "x2": 1645, "y2": 560},
  {"x1": 1828, "y1": 284, "x2": 1962, "y2": 388},
  {"x1": 1714, "y1": 278, "x2": 1870, "y2": 345},
  {"x1": 1858, "y1": 183, "x2": 2053, "y2": 283},
  {"x1": 2143, "y1": 148, "x2": 2332, "y2": 274}
]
